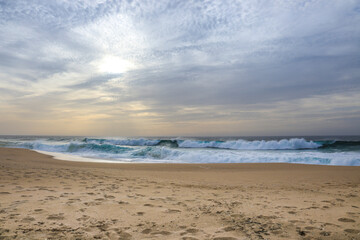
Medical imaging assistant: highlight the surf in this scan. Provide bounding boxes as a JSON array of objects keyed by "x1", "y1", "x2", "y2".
[{"x1": 0, "y1": 136, "x2": 359, "y2": 166}]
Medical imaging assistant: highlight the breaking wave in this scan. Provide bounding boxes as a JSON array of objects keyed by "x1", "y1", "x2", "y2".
[
  {"x1": 177, "y1": 138, "x2": 320, "y2": 150},
  {"x1": 0, "y1": 136, "x2": 359, "y2": 166},
  {"x1": 82, "y1": 138, "x2": 321, "y2": 150}
]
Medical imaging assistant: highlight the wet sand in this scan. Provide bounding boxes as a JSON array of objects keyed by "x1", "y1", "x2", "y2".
[{"x1": 0, "y1": 148, "x2": 359, "y2": 239}]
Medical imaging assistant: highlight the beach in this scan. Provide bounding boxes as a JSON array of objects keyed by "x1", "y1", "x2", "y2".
[{"x1": 0, "y1": 148, "x2": 359, "y2": 240}]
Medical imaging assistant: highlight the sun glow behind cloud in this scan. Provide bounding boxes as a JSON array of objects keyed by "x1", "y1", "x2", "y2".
[{"x1": 97, "y1": 56, "x2": 135, "y2": 74}]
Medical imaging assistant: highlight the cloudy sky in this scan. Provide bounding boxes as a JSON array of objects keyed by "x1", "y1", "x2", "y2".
[{"x1": 0, "y1": 0, "x2": 359, "y2": 136}]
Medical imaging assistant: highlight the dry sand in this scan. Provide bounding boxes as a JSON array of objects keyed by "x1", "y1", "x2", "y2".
[{"x1": 0, "y1": 148, "x2": 359, "y2": 240}]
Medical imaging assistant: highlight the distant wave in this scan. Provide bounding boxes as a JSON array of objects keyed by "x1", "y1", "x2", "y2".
[
  {"x1": 4, "y1": 137, "x2": 360, "y2": 152},
  {"x1": 84, "y1": 138, "x2": 160, "y2": 146},
  {"x1": 20, "y1": 141, "x2": 132, "y2": 154},
  {"x1": 318, "y1": 141, "x2": 360, "y2": 150},
  {"x1": 177, "y1": 138, "x2": 320, "y2": 150},
  {"x1": 83, "y1": 138, "x2": 321, "y2": 150}
]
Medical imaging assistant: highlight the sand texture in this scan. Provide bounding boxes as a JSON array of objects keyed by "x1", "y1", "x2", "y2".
[{"x1": 0, "y1": 148, "x2": 359, "y2": 240}]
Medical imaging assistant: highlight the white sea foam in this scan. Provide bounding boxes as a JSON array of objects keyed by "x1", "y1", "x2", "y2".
[
  {"x1": 85, "y1": 138, "x2": 160, "y2": 146},
  {"x1": 178, "y1": 138, "x2": 320, "y2": 150},
  {"x1": 21, "y1": 140, "x2": 72, "y2": 152},
  {"x1": 1, "y1": 136, "x2": 359, "y2": 166},
  {"x1": 50, "y1": 147, "x2": 360, "y2": 166},
  {"x1": 126, "y1": 147, "x2": 360, "y2": 166}
]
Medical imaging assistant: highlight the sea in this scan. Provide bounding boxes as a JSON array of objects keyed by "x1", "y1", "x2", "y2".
[{"x1": 0, "y1": 135, "x2": 359, "y2": 166}]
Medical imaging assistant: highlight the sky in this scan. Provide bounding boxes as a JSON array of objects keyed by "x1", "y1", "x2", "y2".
[{"x1": 0, "y1": 0, "x2": 359, "y2": 136}]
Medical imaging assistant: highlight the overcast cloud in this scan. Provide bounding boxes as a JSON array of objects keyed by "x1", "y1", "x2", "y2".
[{"x1": 0, "y1": 0, "x2": 359, "y2": 136}]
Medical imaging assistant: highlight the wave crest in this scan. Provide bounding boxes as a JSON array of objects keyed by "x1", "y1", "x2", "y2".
[
  {"x1": 1, "y1": 136, "x2": 359, "y2": 166},
  {"x1": 178, "y1": 138, "x2": 320, "y2": 150},
  {"x1": 84, "y1": 138, "x2": 160, "y2": 146},
  {"x1": 21, "y1": 141, "x2": 132, "y2": 154}
]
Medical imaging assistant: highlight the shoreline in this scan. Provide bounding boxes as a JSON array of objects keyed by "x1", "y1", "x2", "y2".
[
  {"x1": 1, "y1": 147, "x2": 360, "y2": 239},
  {"x1": 25, "y1": 147, "x2": 360, "y2": 167},
  {"x1": 33, "y1": 148, "x2": 358, "y2": 166},
  {"x1": 34, "y1": 149, "x2": 359, "y2": 167}
]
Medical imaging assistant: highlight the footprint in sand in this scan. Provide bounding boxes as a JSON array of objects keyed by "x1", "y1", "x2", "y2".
[
  {"x1": 141, "y1": 228, "x2": 152, "y2": 234},
  {"x1": 151, "y1": 230, "x2": 172, "y2": 236},
  {"x1": 20, "y1": 195, "x2": 32, "y2": 198},
  {"x1": 47, "y1": 213, "x2": 65, "y2": 220},
  {"x1": 344, "y1": 229, "x2": 360, "y2": 234},
  {"x1": 223, "y1": 226, "x2": 236, "y2": 232},
  {"x1": 346, "y1": 212, "x2": 358, "y2": 216},
  {"x1": 78, "y1": 208, "x2": 87, "y2": 212},
  {"x1": 166, "y1": 209, "x2": 181, "y2": 213},
  {"x1": 212, "y1": 237, "x2": 239, "y2": 240},
  {"x1": 117, "y1": 231, "x2": 132, "y2": 240},
  {"x1": 320, "y1": 231, "x2": 331, "y2": 236},
  {"x1": 77, "y1": 215, "x2": 90, "y2": 221},
  {"x1": 346, "y1": 194, "x2": 358, "y2": 198},
  {"x1": 21, "y1": 216, "x2": 35, "y2": 223},
  {"x1": 8, "y1": 213, "x2": 20, "y2": 219},
  {"x1": 104, "y1": 194, "x2": 115, "y2": 199},
  {"x1": 338, "y1": 218, "x2": 355, "y2": 223},
  {"x1": 186, "y1": 228, "x2": 200, "y2": 234}
]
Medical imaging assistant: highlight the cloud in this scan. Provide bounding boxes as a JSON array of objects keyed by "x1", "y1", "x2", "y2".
[{"x1": 0, "y1": 0, "x2": 359, "y2": 135}]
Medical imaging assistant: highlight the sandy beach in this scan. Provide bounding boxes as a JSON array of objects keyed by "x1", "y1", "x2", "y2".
[{"x1": 0, "y1": 148, "x2": 359, "y2": 240}]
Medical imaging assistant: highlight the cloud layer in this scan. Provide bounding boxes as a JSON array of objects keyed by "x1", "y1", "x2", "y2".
[{"x1": 0, "y1": 0, "x2": 359, "y2": 136}]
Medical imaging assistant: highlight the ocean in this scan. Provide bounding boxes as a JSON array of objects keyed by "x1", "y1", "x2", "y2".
[{"x1": 0, "y1": 135, "x2": 359, "y2": 166}]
